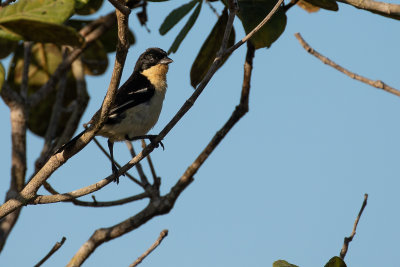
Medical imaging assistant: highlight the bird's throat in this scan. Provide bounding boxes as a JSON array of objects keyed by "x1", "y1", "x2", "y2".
[{"x1": 141, "y1": 64, "x2": 168, "y2": 91}]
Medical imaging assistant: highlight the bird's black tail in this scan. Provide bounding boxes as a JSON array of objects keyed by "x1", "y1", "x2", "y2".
[{"x1": 55, "y1": 129, "x2": 87, "y2": 154}]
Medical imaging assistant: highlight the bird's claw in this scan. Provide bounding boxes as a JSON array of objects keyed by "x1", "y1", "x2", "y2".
[
  {"x1": 149, "y1": 136, "x2": 164, "y2": 150},
  {"x1": 112, "y1": 164, "x2": 120, "y2": 184}
]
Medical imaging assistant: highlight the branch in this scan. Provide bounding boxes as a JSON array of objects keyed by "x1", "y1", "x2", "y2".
[
  {"x1": 108, "y1": 0, "x2": 131, "y2": 16},
  {"x1": 93, "y1": 137, "x2": 142, "y2": 186},
  {"x1": 295, "y1": 33, "x2": 400, "y2": 98},
  {"x1": 126, "y1": 141, "x2": 150, "y2": 187},
  {"x1": 340, "y1": 194, "x2": 368, "y2": 259},
  {"x1": 34, "y1": 237, "x2": 66, "y2": 267},
  {"x1": 336, "y1": 0, "x2": 400, "y2": 20},
  {"x1": 141, "y1": 140, "x2": 159, "y2": 186},
  {"x1": 41, "y1": 182, "x2": 149, "y2": 207},
  {"x1": 0, "y1": 9, "x2": 130, "y2": 219},
  {"x1": 0, "y1": 41, "x2": 31, "y2": 252},
  {"x1": 129, "y1": 229, "x2": 168, "y2": 267}
]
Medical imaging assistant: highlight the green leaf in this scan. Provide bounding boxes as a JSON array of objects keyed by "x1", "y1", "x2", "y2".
[
  {"x1": 273, "y1": 260, "x2": 299, "y2": 267},
  {"x1": 168, "y1": 1, "x2": 202, "y2": 54},
  {"x1": 0, "y1": 0, "x2": 75, "y2": 25},
  {"x1": 75, "y1": 0, "x2": 104, "y2": 15},
  {"x1": 324, "y1": 257, "x2": 347, "y2": 267},
  {"x1": 0, "y1": 20, "x2": 84, "y2": 46},
  {"x1": 190, "y1": 8, "x2": 235, "y2": 88},
  {"x1": 233, "y1": 0, "x2": 287, "y2": 49},
  {"x1": 8, "y1": 43, "x2": 79, "y2": 137},
  {"x1": 302, "y1": 0, "x2": 338, "y2": 11},
  {"x1": 0, "y1": 28, "x2": 21, "y2": 41},
  {"x1": 0, "y1": 0, "x2": 81, "y2": 46},
  {"x1": 0, "y1": 37, "x2": 17, "y2": 59},
  {"x1": 81, "y1": 40, "x2": 108, "y2": 76},
  {"x1": 0, "y1": 63, "x2": 4, "y2": 92},
  {"x1": 159, "y1": 0, "x2": 198, "y2": 35}
]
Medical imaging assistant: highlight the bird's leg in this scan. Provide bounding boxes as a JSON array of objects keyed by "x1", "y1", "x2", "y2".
[
  {"x1": 125, "y1": 134, "x2": 164, "y2": 150},
  {"x1": 107, "y1": 139, "x2": 119, "y2": 184}
]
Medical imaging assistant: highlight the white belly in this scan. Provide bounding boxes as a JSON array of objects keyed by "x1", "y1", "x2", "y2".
[{"x1": 98, "y1": 91, "x2": 165, "y2": 142}]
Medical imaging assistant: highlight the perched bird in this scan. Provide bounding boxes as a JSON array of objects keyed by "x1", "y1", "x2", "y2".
[{"x1": 58, "y1": 47, "x2": 173, "y2": 183}]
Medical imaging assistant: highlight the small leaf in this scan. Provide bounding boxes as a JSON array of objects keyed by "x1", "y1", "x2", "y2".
[
  {"x1": 190, "y1": 8, "x2": 235, "y2": 88},
  {"x1": 0, "y1": 0, "x2": 75, "y2": 25},
  {"x1": 273, "y1": 260, "x2": 299, "y2": 267},
  {"x1": 302, "y1": 0, "x2": 338, "y2": 11},
  {"x1": 297, "y1": 0, "x2": 320, "y2": 13},
  {"x1": 324, "y1": 256, "x2": 347, "y2": 267},
  {"x1": 0, "y1": 20, "x2": 84, "y2": 46},
  {"x1": 0, "y1": 63, "x2": 4, "y2": 92},
  {"x1": 75, "y1": 0, "x2": 104, "y2": 15},
  {"x1": 159, "y1": 0, "x2": 198, "y2": 35},
  {"x1": 81, "y1": 40, "x2": 108, "y2": 76},
  {"x1": 231, "y1": 0, "x2": 287, "y2": 49},
  {"x1": 0, "y1": 28, "x2": 21, "y2": 41},
  {"x1": 168, "y1": 1, "x2": 202, "y2": 54}
]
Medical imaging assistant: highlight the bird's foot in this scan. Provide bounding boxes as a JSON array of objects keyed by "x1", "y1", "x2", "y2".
[
  {"x1": 112, "y1": 163, "x2": 120, "y2": 184},
  {"x1": 125, "y1": 134, "x2": 164, "y2": 150}
]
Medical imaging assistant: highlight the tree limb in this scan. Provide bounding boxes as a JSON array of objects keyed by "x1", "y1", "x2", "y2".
[
  {"x1": 336, "y1": 0, "x2": 400, "y2": 20},
  {"x1": 295, "y1": 33, "x2": 400, "y2": 98},
  {"x1": 34, "y1": 237, "x2": 66, "y2": 267},
  {"x1": 129, "y1": 229, "x2": 168, "y2": 267},
  {"x1": 340, "y1": 194, "x2": 368, "y2": 259}
]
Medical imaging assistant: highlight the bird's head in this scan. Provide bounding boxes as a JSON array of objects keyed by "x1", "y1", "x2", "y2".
[{"x1": 134, "y1": 47, "x2": 173, "y2": 73}]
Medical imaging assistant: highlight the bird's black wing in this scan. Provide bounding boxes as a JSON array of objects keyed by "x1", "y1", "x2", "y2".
[{"x1": 106, "y1": 72, "x2": 155, "y2": 125}]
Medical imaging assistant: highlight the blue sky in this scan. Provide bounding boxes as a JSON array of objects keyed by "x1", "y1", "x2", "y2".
[{"x1": 1, "y1": 1, "x2": 400, "y2": 266}]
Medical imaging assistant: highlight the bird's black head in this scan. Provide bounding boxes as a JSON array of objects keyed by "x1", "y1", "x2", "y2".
[{"x1": 134, "y1": 47, "x2": 173, "y2": 72}]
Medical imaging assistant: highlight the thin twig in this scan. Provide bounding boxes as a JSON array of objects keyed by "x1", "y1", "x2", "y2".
[
  {"x1": 42, "y1": 181, "x2": 149, "y2": 207},
  {"x1": 141, "y1": 140, "x2": 158, "y2": 185},
  {"x1": 93, "y1": 138, "x2": 142, "y2": 186},
  {"x1": 34, "y1": 237, "x2": 66, "y2": 267},
  {"x1": 225, "y1": 0, "x2": 284, "y2": 55},
  {"x1": 126, "y1": 141, "x2": 149, "y2": 186},
  {"x1": 340, "y1": 194, "x2": 368, "y2": 259},
  {"x1": 206, "y1": 0, "x2": 220, "y2": 18},
  {"x1": 129, "y1": 229, "x2": 169, "y2": 267},
  {"x1": 295, "y1": 33, "x2": 400, "y2": 98}
]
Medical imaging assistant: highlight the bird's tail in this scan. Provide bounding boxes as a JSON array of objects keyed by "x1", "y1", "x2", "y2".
[{"x1": 55, "y1": 129, "x2": 87, "y2": 154}]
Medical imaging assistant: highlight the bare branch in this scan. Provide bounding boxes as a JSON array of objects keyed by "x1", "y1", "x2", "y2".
[
  {"x1": 295, "y1": 33, "x2": 400, "y2": 98},
  {"x1": 141, "y1": 140, "x2": 158, "y2": 185},
  {"x1": 129, "y1": 229, "x2": 169, "y2": 267},
  {"x1": 30, "y1": 176, "x2": 113, "y2": 204},
  {"x1": 340, "y1": 194, "x2": 368, "y2": 259},
  {"x1": 336, "y1": 0, "x2": 400, "y2": 20},
  {"x1": 126, "y1": 141, "x2": 150, "y2": 187},
  {"x1": 34, "y1": 237, "x2": 66, "y2": 267},
  {"x1": 93, "y1": 138, "x2": 143, "y2": 186}
]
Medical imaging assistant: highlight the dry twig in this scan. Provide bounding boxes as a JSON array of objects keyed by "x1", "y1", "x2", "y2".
[
  {"x1": 340, "y1": 194, "x2": 368, "y2": 259},
  {"x1": 34, "y1": 237, "x2": 66, "y2": 267},
  {"x1": 295, "y1": 33, "x2": 400, "y2": 98},
  {"x1": 129, "y1": 229, "x2": 169, "y2": 267}
]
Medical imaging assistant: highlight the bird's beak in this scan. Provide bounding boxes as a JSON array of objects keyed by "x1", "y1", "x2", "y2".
[{"x1": 159, "y1": 56, "x2": 173, "y2": 65}]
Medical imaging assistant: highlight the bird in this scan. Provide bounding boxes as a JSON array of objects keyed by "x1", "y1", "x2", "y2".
[{"x1": 57, "y1": 47, "x2": 173, "y2": 183}]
